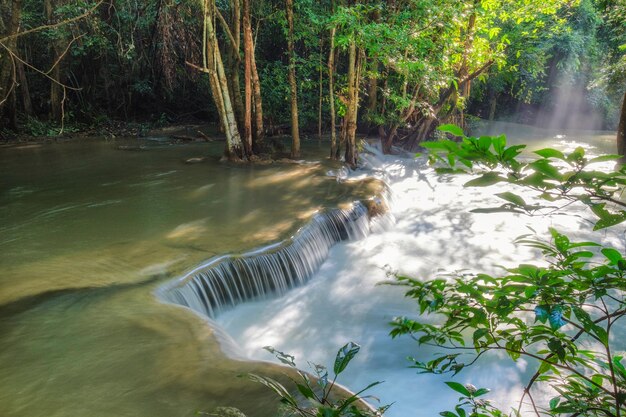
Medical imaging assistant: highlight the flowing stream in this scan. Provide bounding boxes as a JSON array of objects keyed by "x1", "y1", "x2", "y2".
[
  {"x1": 0, "y1": 138, "x2": 378, "y2": 417},
  {"x1": 215, "y1": 123, "x2": 623, "y2": 416},
  {"x1": 0, "y1": 124, "x2": 622, "y2": 417}
]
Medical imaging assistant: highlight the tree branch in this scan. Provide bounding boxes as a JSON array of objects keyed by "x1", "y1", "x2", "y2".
[{"x1": 0, "y1": 0, "x2": 105, "y2": 43}]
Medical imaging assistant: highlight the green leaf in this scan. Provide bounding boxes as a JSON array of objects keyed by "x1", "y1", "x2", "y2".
[
  {"x1": 495, "y1": 192, "x2": 526, "y2": 206},
  {"x1": 592, "y1": 325, "x2": 609, "y2": 345},
  {"x1": 464, "y1": 172, "x2": 505, "y2": 187},
  {"x1": 493, "y1": 135, "x2": 506, "y2": 155},
  {"x1": 613, "y1": 356, "x2": 626, "y2": 378},
  {"x1": 501, "y1": 145, "x2": 526, "y2": 161},
  {"x1": 477, "y1": 136, "x2": 492, "y2": 151},
  {"x1": 248, "y1": 374, "x2": 296, "y2": 406},
  {"x1": 548, "y1": 338, "x2": 566, "y2": 361},
  {"x1": 444, "y1": 381, "x2": 471, "y2": 397},
  {"x1": 437, "y1": 124, "x2": 465, "y2": 137},
  {"x1": 549, "y1": 397, "x2": 560, "y2": 410},
  {"x1": 530, "y1": 159, "x2": 562, "y2": 180},
  {"x1": 588, "y1": 154, "x2": 622, "y2": 164},
  {"x1": 264, "y1": 346, "x2": 295, "y2": 367},
  {"x1": 333, "y1": 342, "x2": 360, "y2": 375},
  {"x1": 601, "y1": 248, "x2": 623, "y2": 265},
  {"x1": 567, "y1": 147, "x2": 586, "y2": 162},
  {"x1": 537, "y1": 360, "x2": 553, "y2": 374},
  {"x1": 534, "y1": 148, "x2": 565, "y2": 159},
  {"x1": 296, "y1": 383, "x2": 316, "y2": 400}
]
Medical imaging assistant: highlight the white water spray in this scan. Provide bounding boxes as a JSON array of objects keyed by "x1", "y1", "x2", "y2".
[{"x1": 215, "y1": 139, "x2": 624, "y2": 416}]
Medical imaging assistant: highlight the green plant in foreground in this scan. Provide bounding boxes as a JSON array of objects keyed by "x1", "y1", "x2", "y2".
[
  {"x1": 423, "y1": 124, "x2": 626, "y2": 230},
  {"x1": 249, "y1": 342, "x2": 388, "y2": 417},
  {"x1": 389, "y1": 126, "x2": 626, "y2": 417}
]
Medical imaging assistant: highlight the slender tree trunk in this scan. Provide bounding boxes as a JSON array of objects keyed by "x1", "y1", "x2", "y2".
[
  {"x1": 367, "y1": 9, "x2": 380, "y2": 121},
  {"x1": 250, "y1": 35, "x2": 264, "y2": 147},
  {"x1": 457, "y1": 4, "x2": 477, "y2": 129},
  {"x1": 16, "y1": 60, "x2": 32, "y2": 115},
  {"x1": 618, "y1": 91, "x2": 626, "y2": 156},
  {"x1": 318, "y1": 36, "x2": 323, "y2": 141},
  {"x1": 344, "y1": 43, "x2": 361, "y2": 168},
  {"x1": 228, "y1": 0, "x2": 244, "y2": 132},
  {"x1": 201, "y1": 0, "x2": 244, "y2": 160},
  {"x1": 0, "y1": 0, "x2": 22, "y2": 129},
  {"x1": 242, "y1": 0, "x2": 253, "y2": 155},
  {"x1": 328, "y1": 26, "x2": 337, "y2": 159},
  {"x1": 286, "y1": 0, "x2": 300, "y2": 158},
  {"x1": 45, "y1": 0, "x2": 64, "y2": 124},
  {"x1": 367, "y1": 61, "x2": 378, "y2": 115},
  {"x1": 488, "y1": 90, "x2": 496, "y2": 121}
]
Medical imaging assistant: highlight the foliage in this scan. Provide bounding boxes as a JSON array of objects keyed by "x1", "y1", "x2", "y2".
[
  {"x1": 390, "y1": 127, "x2": 626, "y2": 417},
  {"x1": 425, "y1": 124, "x2": 626, "y2": 231},
  {"x1": 248, "y1": 342, "x2": 388, "y2": 417}
]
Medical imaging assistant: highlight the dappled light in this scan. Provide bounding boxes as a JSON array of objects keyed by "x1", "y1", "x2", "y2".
[{"x1": 218, "y1": 134, "x2": 626, "y2": 417}]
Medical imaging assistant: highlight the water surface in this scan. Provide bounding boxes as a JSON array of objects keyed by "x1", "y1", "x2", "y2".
[{"x1": 0, "y1": 138, "x2": 378, "y2": 417}]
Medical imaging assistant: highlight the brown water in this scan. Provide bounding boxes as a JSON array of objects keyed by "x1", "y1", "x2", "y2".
[{"x1": 0, "y1": 138, "x2": 378, "y2": 417}]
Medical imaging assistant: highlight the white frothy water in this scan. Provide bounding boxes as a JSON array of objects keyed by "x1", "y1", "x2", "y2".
[{"x1": 217, "y1": 139, "x2": 625, "y2": 416}]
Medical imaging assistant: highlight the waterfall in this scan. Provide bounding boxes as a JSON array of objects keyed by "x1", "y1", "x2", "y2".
[{"x1": 157, "y1": 202, "x2": 371, "y2": 319}]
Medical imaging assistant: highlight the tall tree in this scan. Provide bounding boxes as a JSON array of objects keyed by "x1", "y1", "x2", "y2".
[
  {"x1": 328, "y1": 24, "x2": 337, "y2": 159},
  {"x1": 0, "y1": 0, "x2": 22, "y2": 129},
  {"x1": 45, "y1": 0, "x2": 66, "y2": 123},
  {"x1": 190, "y1": 0, "x2": 245, "y2": 160},
  {"x1": 343, "y1": 41, "x2": 361, "y2": 167},
  {"x1": 242, "y1": 0, "x2": 253, "y2": 154},
  {"x1": 618, "y1": 92, "x2": 626, "y2": 156},
  {"x1": 286, "y1": 0, "x2": 300, "y2": 158}
]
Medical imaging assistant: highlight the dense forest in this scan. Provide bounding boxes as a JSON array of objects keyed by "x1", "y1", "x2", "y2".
[
  {"x1": 3, "y1": 2, "x2": 626, "y2": 417},
  {"x1": 0, "y1": 0, "x2": 625, "y2": 162}
]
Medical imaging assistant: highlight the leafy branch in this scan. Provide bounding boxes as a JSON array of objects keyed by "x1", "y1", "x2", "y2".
[
  {"x1": 423, "y1": 124, "x2": 626, "y2": 230},
  {"x1": 390, "y1": 127, "x2": 626, "y2": 417},
  {"x1": 248, "y1": 342, "x2": 388, "y2": 417}
]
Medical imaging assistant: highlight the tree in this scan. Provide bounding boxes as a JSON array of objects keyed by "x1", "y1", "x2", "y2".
[
  {"x1": 617, "y1": 93, "x2": 626, "y2": 155},
  {"x1": 286, "y1": 0, "x2": 300, "y2": 158},
  {"x1": 0, "y1": 0, "x2": 23, "y2": 129},
  {"x1": 188, "y1": 0, "x2": 245, "y2": 160}
]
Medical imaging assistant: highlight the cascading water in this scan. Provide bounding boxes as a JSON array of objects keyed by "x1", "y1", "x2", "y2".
[
  {"x1": 157, "y1": 202, "x2": 372, "y2": 319},
  {"x1": 215, "y1": 139, "x2": 624, "y2": 417}
]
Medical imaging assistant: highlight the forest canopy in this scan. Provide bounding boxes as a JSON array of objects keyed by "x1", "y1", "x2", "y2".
[{"x1": 0, "y1": 0, "x2": 624, "y2": 159}]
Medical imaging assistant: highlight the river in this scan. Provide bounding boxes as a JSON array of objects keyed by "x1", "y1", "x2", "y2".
[
  {"x1": 0, "y1": 124, "x2": 622, "y2": 417},
  {"x1": 0, "y1": 138, "x2": 376, "y2": 417}
]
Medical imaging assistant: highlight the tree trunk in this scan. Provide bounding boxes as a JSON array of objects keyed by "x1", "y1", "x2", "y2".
[
  {"x1": 366, "y1": 9, "x2": 380, "y2": 120},
  {"x1": 318, "y1": 36, "x2": 323, "y2": 141},
  {"x1": 250, "y1": 34, "x2": 264, "y2": 148},
  {"x1": 242, "y1": 0, "x2": 253, "y2": 155},
  {"x1": 618, "y1": 91, "x2": 626, "y2": 156},
  {"x1": 488, "y1": 90, "x2": 496, "y2": 121},
  {"x1": 202, "y1": 0, "x2": 244, "y2": 160},
  {"x1": 45, "y1": 0, "x2": 64, "y2": 124},
  {"x1": 328, "y1": 26, "x2": 337, "y2": 159},
  {"x1": 16, "y1": 60, "x2": 32, "y2": 115},
  {"x1": 367, "y1": 61, "x2": 378, "y2": 115},
  {"x1": 343, "y1": 43, "x2": 361, "y2": 168},
  {"x1": 286, "y1": 0, "x2": 300, "y2": 158},
  {"x1": 226, "y1": 0, "x2": 244, "y2": 132},
  {"x1": 380, "y1": 124, "x2": 397, "y2": 154},
  {"x1": 0, "y1": 0, "x2": 22, "y2": 129}
]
